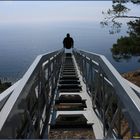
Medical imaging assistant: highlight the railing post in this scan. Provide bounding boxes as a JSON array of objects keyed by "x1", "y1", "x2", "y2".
[
  {"x1": 40, "y1": 65, "x2": 49, "y2": 138},
  {"x1": 93, "y1": 66, "x2": 102, "y2": 109},
  {"x1": 80, "y1": 54, "x2": 84, "y2": 76},
  {"x1": 89, "y1": 60, "x2": 94, "y2": 96},
  {"x1": 101, "y1": 72, "x2": 106, "y2": 137}
]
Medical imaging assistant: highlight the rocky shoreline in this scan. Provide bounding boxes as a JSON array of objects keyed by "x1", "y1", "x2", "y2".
[
  {"x1": 0, "y1": 79, "x2": 11, "y2": 93},
  {"x1": 122, "y1": 70, "x2": 140, "y2": 87}
]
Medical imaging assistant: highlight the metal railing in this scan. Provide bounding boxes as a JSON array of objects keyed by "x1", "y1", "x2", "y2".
[
  {"x1": 73, "y1": 49, "x2": 140, "y2": 139},
  {"x1": 0, "y1": 48, "x2": 140, "y2": 139},
  {"x1": 0, "y1": 49, "x2": 64, "y2": 138}
]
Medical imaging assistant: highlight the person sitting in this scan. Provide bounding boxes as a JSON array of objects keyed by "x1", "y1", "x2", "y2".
[{"x1": 63, "y1": 33, "x2": 74, "y2": 49}]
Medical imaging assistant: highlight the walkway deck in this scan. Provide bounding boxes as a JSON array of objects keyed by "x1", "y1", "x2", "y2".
[{"x1": 48, "y1": 53, "x2": 103, "y2": 139}]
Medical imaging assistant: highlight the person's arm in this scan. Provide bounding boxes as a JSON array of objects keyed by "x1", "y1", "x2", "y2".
[
  {"x1": 71, "y1": 38, "x2": 74, "y2": 48},
  {"x1": 63, "y1": 38, "x2": 65, "y2": 48}
]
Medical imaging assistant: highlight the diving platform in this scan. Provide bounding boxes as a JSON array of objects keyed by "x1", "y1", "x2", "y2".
[{"x1": 0, "y1": 49, "x2": 140, "y2": 139}]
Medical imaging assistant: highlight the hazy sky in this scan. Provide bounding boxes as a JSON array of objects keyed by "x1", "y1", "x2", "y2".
[
  {"x1": 0, "y1": 1, "x2": 139, "y2": 24},
  {"x1": 0, "y1": 1, "x2": 112, "y2": 24}
]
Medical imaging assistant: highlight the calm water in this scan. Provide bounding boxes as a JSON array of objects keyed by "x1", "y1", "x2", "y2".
[{"x1": 0, "y1": 21, "x2": 140, "y2": 82}]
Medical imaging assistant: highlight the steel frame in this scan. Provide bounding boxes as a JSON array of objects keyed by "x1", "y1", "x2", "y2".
[
  {"x1": 0, "y1": 48, "x2": 140, "y2": 139},
  {"x1": 0, "y1": 49, "x2": 64, "y2": 138},
  {"x1": 73, "y1": 49, "x2": 140, "y2": 139}
]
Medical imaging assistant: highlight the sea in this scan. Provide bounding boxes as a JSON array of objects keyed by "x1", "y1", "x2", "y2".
[{"x1": 0, "y1": 21, "x2": 140, "y2": 82}]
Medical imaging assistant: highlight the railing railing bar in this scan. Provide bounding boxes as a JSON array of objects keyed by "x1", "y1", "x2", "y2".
[
  {"x1": 0, "y1": 80, "x2": 20, "y2": 102},
  {"x1": 0, "y1": 49, "x2": 63, "y2": 134},
  {"x1": 86, "y1": 56, "x2": 90, "y2": 60},
  {"x1": 42, "y1": 60, "x2": 49, "y2": 69},
  {"x1": 1, "y1": 48, "x2": 140, "y2": 139},
  {"x1": 124, "y1": 78, "x2": 140, "y2": 95},
  {"x1": 94, "y1": 70, "x2": 114, "y2": 88},
  {"x1": 105, "y1": 108, "x2": 119, "y2": 138},
  {"x1": 91, "y1": 60, "x2": 99, "y2": 66},
  {"x1": 101, "y1": 73, "x2": 106, "y2": 137},
  {"x1": 74, "y1": 49, "x2": 140, "y2": 131}
]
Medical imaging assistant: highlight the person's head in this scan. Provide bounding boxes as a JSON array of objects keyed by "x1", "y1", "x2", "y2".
[{"x1": 66, "y1": 33, "x2": 70, "y2": 37}]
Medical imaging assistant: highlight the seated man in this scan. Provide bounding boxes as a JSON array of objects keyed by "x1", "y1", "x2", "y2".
[{"x1": 63, "y1": 33, "x2": 74, "y2": 49}]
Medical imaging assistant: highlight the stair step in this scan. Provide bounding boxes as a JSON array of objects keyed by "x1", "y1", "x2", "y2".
[
  {"x1": 63, "y1": 64, "x2": 74, "y2": 66},
  {"x1": 60, "y1": 77, "x2": 79, "y2": 80},
  {"x1": 61, "y1": 72, "x2": 77, "y2": 75},
  {"x1": 52, "y1": 114, "x2": 88, "y2": 126},
  {"x1": 58, "y1": 87, "x2": 82, "y2": 91},
  {"x1": 59, "y1": 89, "x2": 82, "y2": 92},
  {"x1": 55, "y1": 94, "x2": 85, "y2": 102},
  {"x1": 63, "y1": 67, "x2": 74, "y2": 69},
  {"x1": 63, "y1": 69, "x2": 76, "y2": 71},
  {"x1": 63, "y1": 65, "x2": 74, "y2": 67},
  {"x1": 49, "y1": 128, "x2": 95, "y2": 139},
  {"x1": 59, "y1": 80, "x2": 80, "y2": 84},
  {"x1": 65, "y1": 53, "x2": 72, "y2": 56},
  {"x1": 52, "y1": 110, "x2": 94, "y2": 124},
  {"x1": 64, "y1": 61, "x2": 73, "y2": 63},
  {"x1": 58, "y1": 84, "x2": 81, "y2": 87},
  {"x1": 63, "y1": 69, "x2": 75, "y2": 72},
  {"x1": 63, "y1": 68, "x2": 75, "y2": 70},
  {"x1": 55, "y1": 103, "x2": 86, "y2": 111},
  {"x1": 61, "y1": 74, "x2": 77, "y2": 77},
  {"x1": 50, "y1": 124, "x2": 92, "y2": 129},
  {"x1": 55, "y1": 99, "x2": 85, "y2": 104},
  {"x1": 58, "y1": 83, "x2": 81, "y2": 87}
]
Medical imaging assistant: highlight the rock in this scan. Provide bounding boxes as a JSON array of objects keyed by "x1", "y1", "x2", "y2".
[
  {"x1": 133, "y1": 71, "x2": 140, "y2": 77},
  {"x1": 0, "y1": 81, "x2": 12, "y2": 93},
  {"x1": 122, "y1": 69, "x2": 140, "y2": 87}
]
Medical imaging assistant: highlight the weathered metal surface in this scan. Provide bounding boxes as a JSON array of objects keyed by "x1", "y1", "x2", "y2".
[
  {"x1": 73, "y1": 49, "x2": 140, "y2": 138},
  {"x1": 49, "y1": 53, "x2": 98, "y2": 139},
  {"x1": 0, "y1": 49, "x2": 64, "y2": 138},
  {"x1": 0, "y1": 48, "x2": 140, "y2": 139}
]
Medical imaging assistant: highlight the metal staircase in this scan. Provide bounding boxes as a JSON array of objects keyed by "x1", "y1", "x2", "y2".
[
  {"x1": 49, "y1": 53, "x2": 95, "y2": 139},
  {"x1": 0, "y1": 49, "x2": 140, "y2": 139}
]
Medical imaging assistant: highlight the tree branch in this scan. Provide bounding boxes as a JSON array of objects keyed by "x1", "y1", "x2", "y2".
[
  {"x1": 111, "y1": 15, "x2": 140, "y2": 22},
  {"x1": 114, "y1": 15, "x2": 140, "y2": 19}
]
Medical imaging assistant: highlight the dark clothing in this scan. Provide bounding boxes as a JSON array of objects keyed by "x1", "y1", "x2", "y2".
[{"x1": 63, "y1": 37, "x2": 74, "y2": 49}]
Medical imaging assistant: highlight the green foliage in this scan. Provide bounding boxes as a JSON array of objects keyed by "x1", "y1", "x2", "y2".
[
  {"x1": 101, "y1": 3, "x2": 130, "y2": 34},
  {"x1": 112, "y1": 4, "x2": 129, "y2": 15},
  {"x1": 101, "y1": 1, "x2": 140, "y2": 34},
  {"x1": 128, "y1": 19, "x2": 140, "y2": 37},
  {"x1": 101, "y1": 1, "x2": 140, "y2": 59},
  {"x1": 111, "y1": 36, "x2": 140, "y2": 55},
  {"x1": 111, "y1": 19, "x2": 140, "y2": 57},
  {"x1": 113, "y1": 0, "x2": 140, "y2": 5}
]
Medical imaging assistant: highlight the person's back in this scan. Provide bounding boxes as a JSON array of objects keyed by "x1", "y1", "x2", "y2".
[{"x1": 63, "y1": 33, "x2": 74, "y2": 49}]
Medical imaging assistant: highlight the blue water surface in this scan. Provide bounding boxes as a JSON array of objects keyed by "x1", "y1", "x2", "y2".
[{"x1": 0, "y1": 21, "x2": 140, "y2": 82}]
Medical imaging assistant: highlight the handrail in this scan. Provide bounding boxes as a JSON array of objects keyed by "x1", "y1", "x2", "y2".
[
  {"x1": 0, "y1": 80, "x2": 21, "y2": 102},
  {"x1": 0, "y1": 48, "x2": 140, "y2": 139},
  {"x1": 0, "y1": 49, "x2": 64, "y2": 138},
  {"x1": 73, "y1": 48, "x2": 140, "y2": 138},
  {"x1": 124, "y1": 78, "x2": 140, "y2": 97},
  {"x1": 0, "y1": 80, "x2": 21, "y2": 112}
]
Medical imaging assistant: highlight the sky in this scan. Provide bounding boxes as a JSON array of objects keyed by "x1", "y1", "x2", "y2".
[
  {"x1": 0, "y1": 1, "x2": 139, "y2": 24},
  {"x1": 0, "y1": 1, "x2": 112, "y2": 24}
]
